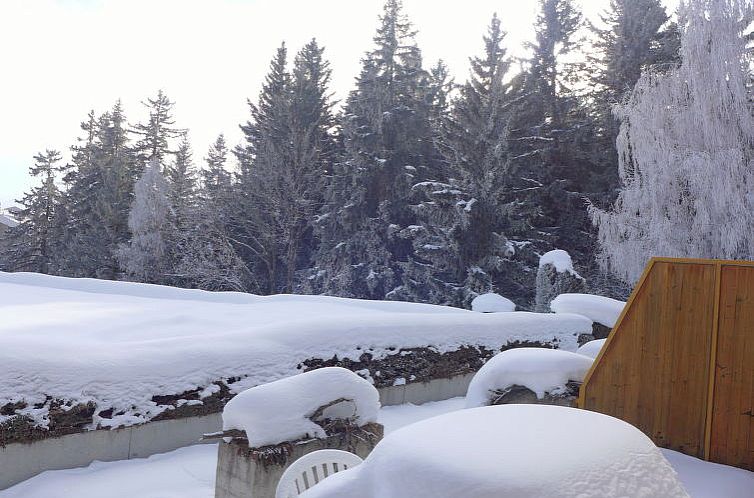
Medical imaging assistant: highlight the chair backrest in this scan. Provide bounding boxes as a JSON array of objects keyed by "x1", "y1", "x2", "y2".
[{"x1": 275, "y1": 449, "x2": 363, "y2": 498}]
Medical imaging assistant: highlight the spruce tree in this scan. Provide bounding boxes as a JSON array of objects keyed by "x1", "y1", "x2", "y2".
[
  {"x1": 589, "y1": 0, "x2": 680, "y2": 191},
  {"x1": 131, "y1": 90, "x2": 184, "y2": 169},
  {"x1": 233, "y1": 40, "x2": 336, "y2": 294},
  {"x1": 389, "y1": 14, "x2": 545, "y2": 307},
  {"x1": 201, "y1": 134, "x2": 232, "y2": 218},
  {"x1": 5, "y1": 150, "x2": 64, "y2": 274},
  {"x1": 311, "y1": 0, "x2": 434, "y2": 299}
]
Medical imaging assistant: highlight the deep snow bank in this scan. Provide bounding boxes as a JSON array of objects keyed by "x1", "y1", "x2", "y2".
[{"x1": 0, "y1": 272, "x2": 591, "y2": 433}]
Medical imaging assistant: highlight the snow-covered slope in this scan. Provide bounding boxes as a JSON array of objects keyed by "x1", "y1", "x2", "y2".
[{"x1": 0, "y1": 272, "x2": 591, "y2": 430}]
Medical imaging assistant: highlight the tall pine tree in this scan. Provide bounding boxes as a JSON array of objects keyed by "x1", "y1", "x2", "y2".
[{"x1": 311, "y1": 0, "x2": 434, "y2": 299}]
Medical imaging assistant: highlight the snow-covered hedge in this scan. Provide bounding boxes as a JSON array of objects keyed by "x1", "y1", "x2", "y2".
[
  {"x1": 0, "y1": 272, "x2": 592, "y2": 433},
  {"x1": 465, "y1": 348, "x2": 594, "y2": 408},
  {"x1": 222, "y1": 367, "x2": 379, "y2": 447},
  {"x1": 470, "y1": 293, "x2": 515, "y2": 312},
  {"x1": 550, "y1": 293, "x2": 625, "y2": 328}
]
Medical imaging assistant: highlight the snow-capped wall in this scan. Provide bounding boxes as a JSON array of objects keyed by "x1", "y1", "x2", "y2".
[{"x1": 0, "y1": 272, "x2": 591, "y2": 433}]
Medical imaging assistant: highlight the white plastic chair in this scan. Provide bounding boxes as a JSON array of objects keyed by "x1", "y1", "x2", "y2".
[{"x1": 275, "y1": 449, "x2": 363, "y2": 498}]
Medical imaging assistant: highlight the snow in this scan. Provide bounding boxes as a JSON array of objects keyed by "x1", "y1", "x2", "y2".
[
  {"x1": 3, "y1": 398, "x2": 751, "y2": 498},
  {"x1": 465, "y1": 348, "x2": 594, "y2": 407},
  {"x1": 538, "y1": 249, "x2": 579, "y2": 275},
  {"x1": 300, "y1": 404, "x2": 690, "y2": 498},
  {"x1": 0, "y1": 272, "x2": 591, "y2": 430},
  {"x1": 0, "y1": 444, "x2": 216, "y2": 498},
  {"x1": 550, "y1": 293, "x2": 626, "y2": 327},
  {"x1": 0, "y1": 213, "x2": 17, "y2": 228},
  {"x1": 470, "y1": 292, "x2": 515, "y2": 312},
  {"x1": 222, "y1": 367, "x2": 380, "y2": 447},
  {"x1": 577, "y1": 339, "x2": 607, "y2": 359},
  {"x1": 660, "y1": 448, "x2": 754, "y2": 498}
]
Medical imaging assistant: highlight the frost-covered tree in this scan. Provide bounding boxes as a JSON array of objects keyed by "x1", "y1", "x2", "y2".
[
  {"x1": 118, "y1": 159, "x2": 174, "y2": 283},
  {"x1": 592, "y1": 0, "x2": 754, "y2": 283},
  {"x1": 589, "y1": 0, "x2": 680, "y2": 191}
]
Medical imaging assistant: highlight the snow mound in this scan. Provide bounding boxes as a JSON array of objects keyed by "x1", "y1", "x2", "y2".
[
  {"x1": 222, "y1": 367, "x2": 379, "y2": 447},
  {"x1": 577, "y1": 339, "x2": 607, "y2": 359},
  {"x1": 301, "y1": 404, "x2": 690, "y2": 498},
  {"x1": 539, "y1": 249, "x2": 579, "y2": 275},
  {"x1": 550, "y1": 293, "x2": 625, "y2": 327},
  {"x1": 471, "y1": 293, "x2": 515, "y2": 312},
  {"x1": 0, "y1": 272, "x2": 592, "y2": 430},
  {"x1": 465, "y1": 348, "x2": 594, "y2": 407}
]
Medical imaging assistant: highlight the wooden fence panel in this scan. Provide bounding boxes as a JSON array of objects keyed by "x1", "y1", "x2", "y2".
[
  {"x1": 579, "y1": 260, "x2": 716, "y2": 458},
  {"x1": 710, "y1": 265, "x2": 754, "y2": 469}
]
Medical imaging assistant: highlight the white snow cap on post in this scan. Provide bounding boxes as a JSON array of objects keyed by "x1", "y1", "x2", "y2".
[
  {"x1": 465, "y1": 348, "x2": 594, "y2": 408},
  {"x1": 222, "y1": 367, "x2": 380, "y2": 447},
  {"x1": 471, "y1": 293, "x2": 515, "y2": 312},
  {"x1": 539, "y1": 249, "x2": 580, "y2": 276}
]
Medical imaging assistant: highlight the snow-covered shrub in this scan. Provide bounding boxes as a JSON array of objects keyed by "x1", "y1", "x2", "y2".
[
  {"x1": 535, "y1": 250, "x2": 587, "y2": 312},
  {"x1": 222, "y1": 367, "x2": 380, "y2": 447},
  {"x1": 470, "y1": 292, "x2": 515, "y2": 312},
  {"x1": 550, "y1": 293, "x2": 626, "y2": 339},
  {"x1": 577, "y1": 339, "x2": 607, "y2": 360},
  {"x1": 464, "y1": 348, "x2": 594, "y2": 408}
]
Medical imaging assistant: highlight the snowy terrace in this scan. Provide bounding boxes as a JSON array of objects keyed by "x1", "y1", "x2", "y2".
[
  {"x1": 0, "y1": 272, "x2": 591, "y2": 439},
  {"x1": 2, "y1": 398, "x2": 752, "y2": 498}
]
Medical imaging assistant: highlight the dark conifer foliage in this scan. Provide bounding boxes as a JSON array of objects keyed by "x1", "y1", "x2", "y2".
[
  {"x1": 310, "y1": 0, "x2": 434, "y2": 299},
  {"x1": 3, "y1": 0, "x2": 680, "y2": 305}
]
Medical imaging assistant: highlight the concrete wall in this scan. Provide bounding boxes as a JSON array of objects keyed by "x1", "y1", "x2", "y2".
[
  {"x1": 215, "y1": 423, "x2": 383, "y2": 498},
  {"x1": 0, "y1": 373, "x2": 474, "y2": 490}
]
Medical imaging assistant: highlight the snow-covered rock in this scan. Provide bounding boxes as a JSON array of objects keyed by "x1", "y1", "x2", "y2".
[
  {"x1": 222, "y1": 367, "x2": 379, "y2": 447},
  {"x1": 0, "y1": 272, "x2": 592, "y2": 431},
  {"x1": 465, "y1": 348, "x2": 594, "y2": 408},
  {"x1": 535, "y1": 250, "x2": 587, "y2": 312},
  {"x1": 470, "y1": 293, "x2": 515, "y2": 313},
  {"x1": 577, "y1": 339, "x2": 607, "y2": 360},
  {"x1": 300, "y1": 404, "x2": 690, "y2": 498},
  {"x1": 550, "y1": 293, "x2": 625, "y2": 328}
]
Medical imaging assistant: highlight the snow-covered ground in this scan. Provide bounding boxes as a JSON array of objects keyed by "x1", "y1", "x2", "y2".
[
  {"x1": 2, "y1": 398, "x2": 751, "y2": 498},
  {"x1": 0, "y1": 272, "x2": 591, "y2": 430}
]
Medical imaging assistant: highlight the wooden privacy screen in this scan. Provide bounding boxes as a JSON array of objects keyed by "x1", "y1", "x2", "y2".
[{"x1": 579, "y1": 258, "x2": 754, "y2": 471}]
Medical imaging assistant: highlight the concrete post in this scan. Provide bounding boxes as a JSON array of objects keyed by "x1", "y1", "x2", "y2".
[{"x1": 214, "y1": 422, "x2": 383, "y2": 498}]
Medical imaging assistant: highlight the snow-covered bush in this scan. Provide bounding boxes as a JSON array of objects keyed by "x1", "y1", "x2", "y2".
[
  {"x1": 550, "y1": 293, "x2": 625, "y2": 328},
  {"x1": 301, "y1": 404, "x2": 690, "y2": 498},
  {"x1": 470, "y1": 292, "x2": 515, "y2": 312},
  {"x1": 577, "y1": 339, "x2": 607, "y2": 360},
  {"x1": 464, "y1": 348, "x2": 594, "y2": 408},
  {"x1": 222, "y1": 367, "x2": 380, "y2": 447},
  {"x1": 535, "y1": 250, "x2": 587, "y2": 312}
]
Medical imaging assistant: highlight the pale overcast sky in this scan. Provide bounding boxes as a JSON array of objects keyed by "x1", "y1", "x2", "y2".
[{"x1": 0, "y1": 0, "x2": 676, "y2": 208}]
